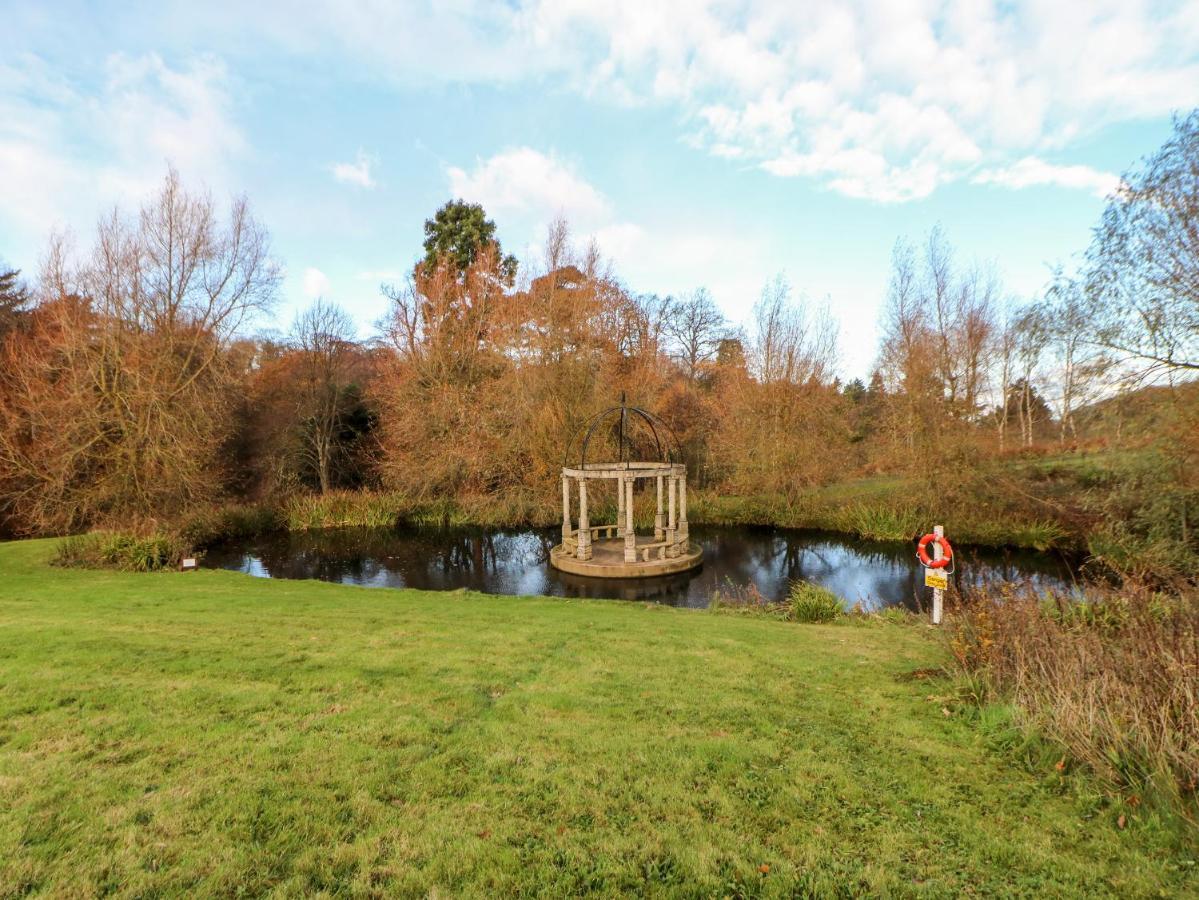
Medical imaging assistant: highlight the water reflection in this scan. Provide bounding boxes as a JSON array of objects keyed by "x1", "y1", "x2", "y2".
[{"x1": 205, "y1": 524, "x2": 1081, "y2": 610}]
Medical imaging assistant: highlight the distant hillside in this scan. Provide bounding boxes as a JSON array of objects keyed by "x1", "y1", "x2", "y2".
[{"x1": 1074, "y1": 378, "x2": 1199, "y2": 441}]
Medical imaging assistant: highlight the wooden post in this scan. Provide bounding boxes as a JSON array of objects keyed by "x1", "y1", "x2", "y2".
[
  {"x1": 654, "y1": 475, "x2": 664, "y2": 540},
  {"x1": 932, "y1": 524, "x2": 944, "y2": 626},
  {"x1": 577, "y1": 479, "x2": 591, "y2": 560},
  {"x1": 624, "y1": 478, "x2": 636, "y2": 562},
  {"x1": 561, "y1": 475, "x2": 570, "y2": 540}
]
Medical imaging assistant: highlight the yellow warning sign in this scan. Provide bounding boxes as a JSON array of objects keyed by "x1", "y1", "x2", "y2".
[{"x1": 924, "y1": 569, "x2": 949, "y2": 590}]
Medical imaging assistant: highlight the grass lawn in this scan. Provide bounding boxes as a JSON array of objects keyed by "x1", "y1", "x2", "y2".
[{"x1": 0, "y1": 539, "x2": 1193, "y2": 897}]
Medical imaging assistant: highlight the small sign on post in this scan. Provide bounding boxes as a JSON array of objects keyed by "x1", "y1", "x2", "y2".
[
  {"x1": 915, "y1": 525, "x2": 953, "y2": 626},
  {"x1": 923, "y1": 568, "x2": 948, "y2": 591}
]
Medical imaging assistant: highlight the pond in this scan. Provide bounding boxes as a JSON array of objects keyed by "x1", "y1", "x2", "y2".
[{"x1": 205, "y1": 525, "x2": 1082, "y2": 610}]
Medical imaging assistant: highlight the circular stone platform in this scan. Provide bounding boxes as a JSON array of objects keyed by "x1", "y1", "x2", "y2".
[{"x1": 550, "y1": 537, "x2": 703, "y2": 578}]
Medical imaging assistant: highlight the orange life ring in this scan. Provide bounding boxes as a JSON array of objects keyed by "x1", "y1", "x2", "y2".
[{"x1": 917, "y1": 533, "x2": 953, "y2": 569}]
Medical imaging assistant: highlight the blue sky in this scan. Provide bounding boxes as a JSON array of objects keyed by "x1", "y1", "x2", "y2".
[{"x1": 2, "y1": 1, "x2": 1197, "y2": 378}]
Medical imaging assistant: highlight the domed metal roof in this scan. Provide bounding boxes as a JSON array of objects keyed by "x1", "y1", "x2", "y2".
[{"x1": 564, "y1": 393, "x2": 680, "y2": 469}]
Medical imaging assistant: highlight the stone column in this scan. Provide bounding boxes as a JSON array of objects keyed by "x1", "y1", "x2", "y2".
[
  {"x1": 624, "y1": 478, "x2": 636, "y2": 562},
  {"x1": 616, "y1": 474, "x2": 625, "y2": 537},
  {"x1": 678, "y1": 473, "x2": 689, "y2": 546},
  {"x1": 576, "y1": 478, "x2": 591, "y2": 560},
  {"x1": 666, "y1": 475, "x2": 677, "y2": 557},
  {"x1": 654, "y1": 475, "x2": 664, "y2": 540},
  {"x1": 561, "y1": 474, "x2": 571, "y2": 541}
]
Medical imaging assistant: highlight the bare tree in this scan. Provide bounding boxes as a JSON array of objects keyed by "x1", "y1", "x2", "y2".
[
  {"x1": 750, "y1": 275, "x2": 837, "y2": 385},
  {"x1": 0, "y1": 168, "x2": 279, "y2": 531},
  {"x1": 994, "y1": 302, "x2": 1019, "y2": 451},
  {"x1": 920, "y1": 227, "x2": 998, "y2": 419},
  {"x1": 291, "y1": 300, "x2": 360, "y2": 494},
  {"x1": 958, "y1": 265, "x2": 998, "y2": 420},
  {"x1": 877, "y1": 238, "x2": 936, "y2": 455},
  {"x1": 1086, "y1": 111, "x2": 1199, "y2": 374},
  {"x1": 666, "y1": 288, "x2": 726, "y2": 381},
  {"x1": 1014, "y1": 304, "x2": 1050, "y2": 447},
  {"x1": 1044, "y1": 270, "x2": 1110, "y2": 444}
]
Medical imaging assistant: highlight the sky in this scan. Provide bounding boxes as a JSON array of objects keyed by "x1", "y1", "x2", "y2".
[{"x1": 2, "y1": 1, "x2": 1197, "y2": 379}]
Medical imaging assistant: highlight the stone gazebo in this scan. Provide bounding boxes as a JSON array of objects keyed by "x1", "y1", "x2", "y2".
[{"x1": 550, "y1": 398, "x2": 702, "y2": 578}]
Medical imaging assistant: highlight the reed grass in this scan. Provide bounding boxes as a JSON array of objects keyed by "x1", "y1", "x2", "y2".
[{"x1": 948, "y1": 580, "x2": 1199, "y2": 825}]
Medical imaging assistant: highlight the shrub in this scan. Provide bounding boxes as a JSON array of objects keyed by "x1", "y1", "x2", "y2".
[{"x1": 788, "y1": 580, "x2": 844, "y2": 623}]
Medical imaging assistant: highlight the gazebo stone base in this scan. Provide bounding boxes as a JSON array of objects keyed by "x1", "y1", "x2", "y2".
[{"x1": 550, "y1": 537, "x2": 702, "y2": 579}]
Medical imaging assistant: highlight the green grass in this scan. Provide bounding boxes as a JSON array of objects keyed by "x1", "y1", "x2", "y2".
[{"x1": 1, "y1": 539, "x2": 1192, "y2": 896}]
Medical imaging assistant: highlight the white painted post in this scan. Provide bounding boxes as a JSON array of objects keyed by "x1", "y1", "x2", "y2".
[
  {"x1": 624, "y1": 479, "x2": 636, "y2": 562},
  {"x1": 561, "y1": 475, "x2": 571, "y2": 541},
  {"x1": 616, "y1": 474, "x2": 625, "y2": 537},
  {"x1": 654, "y1": 475, "x2": 665, "y2": 540},
  {"x1": 932, "y1": 523, "x2": 944, "y2": 626},
  {"x1": 577, "y1": 479, "x2": 591, "y2": 560}
]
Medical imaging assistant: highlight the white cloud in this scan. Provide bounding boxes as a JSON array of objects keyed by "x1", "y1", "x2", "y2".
[
  {"x1": 507, "y1": 1, "x2": 1199, "y2": 202},
  {"x1": 10, "y1": 3, "x2": 1189, "y2": 208},
  {"x1": 446, "y1": 148, "x2": 611, "y2": 228},
  {"x1": 0, "y1": 52, "x2": 244, "y2": 261},
  {"x1": 330, "y1": 150, "x2": 377, "y2": 188},
  {"x1": 973, "y1": 157, "x2": 1121, "y2": 198},
  {"x1": 174, "y1": 0, "x2": 1191, "y2": 203},
  {"x1": 302, "y1": 267, "x2": 330, "y2": 298}
]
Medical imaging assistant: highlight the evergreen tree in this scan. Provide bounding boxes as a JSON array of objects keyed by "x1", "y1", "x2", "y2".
[
  {"x1": 422, "y1": 200, "x2": 517, "y2": 283},
  {"x1": 0, "y1": 265, "x2": 29, "y2": 335}
]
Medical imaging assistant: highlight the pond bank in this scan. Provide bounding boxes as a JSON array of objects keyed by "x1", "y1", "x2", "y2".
[{"x1": 181, "y1": 479, "x2": 1082, "y2": 558}]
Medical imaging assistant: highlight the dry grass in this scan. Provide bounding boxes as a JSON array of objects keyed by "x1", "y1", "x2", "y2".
[{"x1": 948, "y1": 580, "x2": 1199, "y2": 823}]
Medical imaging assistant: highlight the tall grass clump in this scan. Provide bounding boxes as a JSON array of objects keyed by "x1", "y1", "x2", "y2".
[
  {"x1": 53, "y1": 531, "x2": 189, "y2": 572},
  {"x1": 948, "y1": 580, "x2": 1199, "y2": 823},
  {"x1": 789, "y1": 580, "x2": 844, "y2": 622},
  {"x1": 844, "y1": 503, "x2": 924, "y2": 542}
]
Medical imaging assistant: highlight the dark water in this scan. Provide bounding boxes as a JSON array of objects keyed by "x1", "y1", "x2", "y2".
[{"x1": 205, "y1": 525, "x2": 1081, "y2": 610}]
